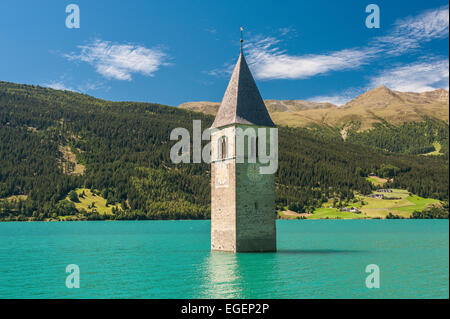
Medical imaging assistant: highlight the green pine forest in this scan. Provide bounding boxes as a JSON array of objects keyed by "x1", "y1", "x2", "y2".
[{"x1": 0, "y1": 81, "x2": 448, "y2": 221}]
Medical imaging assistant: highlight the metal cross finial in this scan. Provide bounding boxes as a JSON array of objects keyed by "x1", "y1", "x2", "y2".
[{"x1": 240, "y1": 26, "x2": 244, "y2": 52}]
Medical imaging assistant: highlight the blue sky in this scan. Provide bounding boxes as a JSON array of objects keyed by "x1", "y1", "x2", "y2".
[{"x1": 0, "y1": 0, "x2": 448, "y2": 106}]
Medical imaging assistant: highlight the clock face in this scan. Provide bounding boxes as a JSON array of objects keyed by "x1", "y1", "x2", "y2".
[
  {"x1": 215, "y1": 162, "x2": 229, "y2": 188},
  {"x1": 247, "y1": 163, "x2": 263, "y2": 183}
]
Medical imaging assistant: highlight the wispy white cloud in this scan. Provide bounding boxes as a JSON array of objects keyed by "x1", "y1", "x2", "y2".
[
  {"x1": 245, "y1": 36, "x2": 376, "y2": 80},
  {"x1": 308, "y1": 94, "x2": 351, "y2": 106},
  {"x1": 43, "y1": 79, "x2": 110, "y2": 93},
  {"x1": 212, "y1": 6, "x2": 449, "y2": 81},
  {"x1": 43, "y1": 81, "x2": 76, "y2": 92},
  {"x1": 308, "y1": 87, "x2": 365, "y2": 106},
  {"x1": 205, "y1": 27, "x2": 218, "y2": 34},
  {"x1": 77, "y1": 80, "x2": 111, "y2": 93},
  {"x1": 65, "y1": 39, "x2": 169, "y2": 81},
  {"x1": 375, "y1": 5, "x2": 449, "y2": 54},
  {"x1": 206, "y1": 63, "x2": 235, "y2": 77},
  {"x1": 369, "y1": 58, "x2": 449, "y2": 92},
  {"x1": 278, "y1": 27, "x2": 297, "y2": 37},
  {"x1": 307, "y1": 57, "x2": 449, "y2": 105}
]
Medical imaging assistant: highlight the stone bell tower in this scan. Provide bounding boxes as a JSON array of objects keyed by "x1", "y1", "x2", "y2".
[{"x1": 210, "y1": 43, "x2": 277, "y2": 252}]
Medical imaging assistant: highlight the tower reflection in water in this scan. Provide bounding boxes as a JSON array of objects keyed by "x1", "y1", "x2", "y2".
[
  {"x1": 200, "y1": 252, "x2": 242, "y2": 298},
  {"x1": 200, "y1": 251, "x2": 279, "y2": 298}
]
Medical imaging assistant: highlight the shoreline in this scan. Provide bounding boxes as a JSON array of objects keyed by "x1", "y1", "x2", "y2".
[{"x1": 1, "y1": 217, "x2": 448, "y2": 222}]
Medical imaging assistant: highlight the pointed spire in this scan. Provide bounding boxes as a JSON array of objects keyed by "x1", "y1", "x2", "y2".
[{"x1": 211, "y1": 44, "x2": 275, "y2": 129}]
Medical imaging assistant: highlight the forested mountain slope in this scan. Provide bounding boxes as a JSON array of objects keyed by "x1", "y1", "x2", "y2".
[
  {"x1": 0, "y1": 81, "x2": 448, "y2": 220},
  {"x1": 180, "y1": 87, "x2": 450, "y2": 156}
]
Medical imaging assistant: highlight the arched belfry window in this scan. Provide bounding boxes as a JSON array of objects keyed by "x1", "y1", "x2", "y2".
[{"x1": 219, "y1": 136, "x2": 227, "y2": 160}]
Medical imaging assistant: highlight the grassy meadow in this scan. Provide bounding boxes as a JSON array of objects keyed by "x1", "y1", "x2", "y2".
[
  {"x1": 278, "y1": 188, "x2": 441, "y2": 220},
  {"x1": 423, "y1": 141, "x2": 444, "y2": 156},
  {"x1": 359, "y1": 189, "x2": 439, "y2": 218},
  {"x1": 61, "y1": 188, "x2": 123, "y2": 220},
  {"x1": 365, "y1": 176, "x2": 388, "y2": 187}
]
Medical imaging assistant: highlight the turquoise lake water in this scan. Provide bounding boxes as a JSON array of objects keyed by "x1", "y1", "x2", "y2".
[{"x1": 0, "y1": 220, "x2": 448, "y2": 299}]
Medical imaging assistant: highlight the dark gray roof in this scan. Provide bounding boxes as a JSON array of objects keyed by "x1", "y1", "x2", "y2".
[{"x1": 211, "y1": 51, "x2": 275, "y2": 128}]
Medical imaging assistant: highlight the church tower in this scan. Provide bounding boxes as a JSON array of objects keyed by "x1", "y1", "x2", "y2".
[{"x1": 210, "y1": 44, "x2": 277, "y2": 252}]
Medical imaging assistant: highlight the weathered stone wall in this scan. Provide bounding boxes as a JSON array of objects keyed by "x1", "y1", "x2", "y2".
[
  {"x1": 235, "y1": 162, "x2": 276, "y2": 252},
  {"x1": 211, "y1": 127, "x2": 237, "y2": 252},
  {"x1": 211, "y1": 159, "x2": 236, "y2": 252},
  {"x1": 211, "y1": 124, "x2": 276, "y2": 252},
  {"x1": 211, "y1": 126, "x2": 236, "y2": 160}
]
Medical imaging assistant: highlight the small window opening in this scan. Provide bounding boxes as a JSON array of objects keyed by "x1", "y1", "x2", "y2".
[{"x1": 219, "y1": 137, "x2": 227, "y2": 160}]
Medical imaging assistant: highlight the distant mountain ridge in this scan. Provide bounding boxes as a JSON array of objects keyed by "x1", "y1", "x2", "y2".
[{"x1": 179, "y1": 86, "x2": 449, "y2": 131}]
